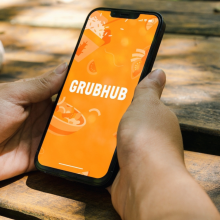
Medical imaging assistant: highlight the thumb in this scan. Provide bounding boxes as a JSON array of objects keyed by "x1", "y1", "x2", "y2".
[
  {"x1": 134, "y1": 69, "x2": 166, "y2": 100},
  {"x1": 2, "y1": 63, "x2": 68, "y2": 105}
]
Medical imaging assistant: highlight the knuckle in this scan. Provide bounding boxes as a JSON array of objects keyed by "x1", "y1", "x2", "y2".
[
  {"x1": 135, "y1": 80, "x2": 161, "y2": 98},
  {"x1": 133, "y1": 88, "x2": 161, "y2": 106},
  {"x1": 37, "y1": 77, "x2": 50, "y2": 90},
  {"x1": 148, "y1": 79, "x2": 161, "y2": 90}
]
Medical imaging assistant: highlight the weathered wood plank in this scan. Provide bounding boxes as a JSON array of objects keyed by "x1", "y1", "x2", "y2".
[
  {"x1": 0, "y1": 151, "x2": 219, "y2": 219},
  {"x1": 156, "y1": 34, "x2": 220, "y2": 136},
  {"x1": 104, "y1": 0, "x2": 220, "y2": 14},
  {"x1": 0, "y1": 22, "x2": 79, "y2": 80},
  {"x1": 0, "y1": 173, "x2": 120, "y2": 219},
  {"x1": 0, "y1": 0, "x2": 220, "y2": 35},
  {"x1": 0, "y1": 216, "x2": 13, "y2": 220},
  {"x1": 155, "y1": 33, "x2": 220, "y2": 153},
  {"x1": 1, "y1": 23, "x2": 220, "y2": 153},
  {"x1": 104, "y1": 1, "x2": 220, "y2": 36},
  {"x1": 185, "y1": 151, "x2": 220, "y2": 209}
]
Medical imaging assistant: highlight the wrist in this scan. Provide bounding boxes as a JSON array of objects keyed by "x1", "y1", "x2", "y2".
[
  {"x1": 123, "y1": 162, "x2": 189, "y2": 220},
  {"x1": 115, "y1": 142, "x2": 186, "y2": 219}
]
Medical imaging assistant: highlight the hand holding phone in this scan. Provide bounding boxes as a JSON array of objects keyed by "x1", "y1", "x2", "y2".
[{"x1": 35, "y1": 8, "x2": 166, "y2": 187}]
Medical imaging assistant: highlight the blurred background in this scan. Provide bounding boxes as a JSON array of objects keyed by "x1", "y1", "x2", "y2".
[
  {"x1": 0, "y1": 0, "x2": 220, "y2": 152},
  {"x1": 0, "y1": 0, "x2": 220, "y2": 77}
]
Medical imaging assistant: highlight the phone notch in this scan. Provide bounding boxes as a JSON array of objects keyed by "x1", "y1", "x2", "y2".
[{"x1": 110, "y1": 11, "x2": 140, "y2": 19}]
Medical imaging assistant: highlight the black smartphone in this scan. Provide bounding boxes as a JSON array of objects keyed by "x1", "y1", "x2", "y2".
[{"x1": 35, "y1": 8, "x2": 166, "y2": 187}]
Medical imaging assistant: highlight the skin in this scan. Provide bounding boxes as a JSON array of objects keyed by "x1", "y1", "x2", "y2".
[
  {"x1": 0, "y1": 63, "x2": 219, "y2": 219},
  {"x1": 0, "y1": 63, "x2": 68, "y2": 180}
]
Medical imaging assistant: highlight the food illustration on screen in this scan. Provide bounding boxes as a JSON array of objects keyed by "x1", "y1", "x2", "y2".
[
  {"x1": 75, "y1": 11, "x2": 111, "y2": 62},
  {"x1": 131, "y1": 48, "x2": 149, "y2": 79},
  {"x1": 146, "y1": 18, "x2": 158, "y2": 30},
  {"x1": 38, "y1": 10, "x2": 160, "y2": 179},
  {"x1": 87, "y1": 59, "x2": 97, "y2": 75},
  {"x1": 48, "y1": 97, "x2": 86, "y2": 136}
]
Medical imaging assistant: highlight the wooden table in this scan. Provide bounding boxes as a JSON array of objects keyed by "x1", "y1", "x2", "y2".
[{"x1": 0, "y1": 0, "x2": 220, "y2": 219}]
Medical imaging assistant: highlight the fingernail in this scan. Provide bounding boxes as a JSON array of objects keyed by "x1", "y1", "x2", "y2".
[
  {"x1": 147, "y1": 69, "x2": 165, "y2": 86},
  {"x1": 55, "y1": 62, "x2": 68, "y2": 74}
]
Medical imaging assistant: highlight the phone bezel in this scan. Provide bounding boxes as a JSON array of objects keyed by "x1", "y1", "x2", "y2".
[{"x1": 35, "y1": 7, "x2": 166, "y2": 187}]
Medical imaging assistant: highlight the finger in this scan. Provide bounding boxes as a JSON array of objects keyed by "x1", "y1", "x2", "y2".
[
  {"x1": 15, "y1": 77, "x2": 37, "y2": 82},
  {"x1": 134, "y1": 69, "x2": 166, "y2": 100},
  {"x1": 2, "y1": 63, "x2": 68, "y2": 105}
]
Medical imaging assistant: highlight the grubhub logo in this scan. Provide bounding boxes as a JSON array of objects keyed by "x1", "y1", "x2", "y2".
[{"x1": 69, "y1": 80, "x2": 128, "y2": 100}]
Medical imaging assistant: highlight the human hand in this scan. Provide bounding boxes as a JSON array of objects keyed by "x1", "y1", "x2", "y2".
[
  {"x1": 0, "y1": 63, "x2": 67, "y2": 181},
  {"x1": 109, "y1": 69, "x2": 219, "y2": 220}
]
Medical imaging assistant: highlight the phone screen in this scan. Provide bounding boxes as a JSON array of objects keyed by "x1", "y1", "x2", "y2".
[{"x1": 38, "y1": 10, "x2": 159, "y2": 178}]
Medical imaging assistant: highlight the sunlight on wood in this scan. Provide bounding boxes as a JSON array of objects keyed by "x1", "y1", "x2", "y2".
[
  {"x1": 5, "y1": 51, "x2": 54, "y2": 62},
  {"x1": 0, "y1": 0, "x2": 25, "y2": 9}
]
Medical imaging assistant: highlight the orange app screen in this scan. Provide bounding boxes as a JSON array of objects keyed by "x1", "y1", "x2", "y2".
[{"x1": 38, "y1": 11, "x2": 159, "y2": 178}]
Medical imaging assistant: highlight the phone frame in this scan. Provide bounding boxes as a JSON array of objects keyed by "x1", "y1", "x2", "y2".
[{"x1": 35, "y1": 7, "x2": 166, "y2": 187}]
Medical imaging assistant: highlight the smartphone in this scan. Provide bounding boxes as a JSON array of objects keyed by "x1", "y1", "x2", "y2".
[{"x1": 35, "y1": 8, "x2": 166, "y2": 187}]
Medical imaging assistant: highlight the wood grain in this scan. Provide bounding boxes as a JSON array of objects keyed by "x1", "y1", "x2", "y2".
[
  {"x1": 0, "y1": 151, "x2": 219, "y2": 219},
  {"x1": 0, "y1": 1, "x2": 220, "y2": 219},
  {"x1": 0, "y1": 173, "x2": 120, "y2": 220},
  {"x1": 185, "y1": 151, "x2": 220, "y2": 209},
  {"x1": 104, "y1": 0, "x2": 220, "y2": 36},
  {"x1": 0, "y1": 216, "x2": 13, "y2": 220},
  {"x1": 1, "y1": 23, "x2": 220, "y2": 153},
  {"x1": 0, "y1": 22, "x2": 79, "y2": 80},
  {"x1": 155, "y1": 34, "x2": 220, "y2": 153},
  {"x1": 0, "y1": 0, "x2": 220, "y2": 35}
]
